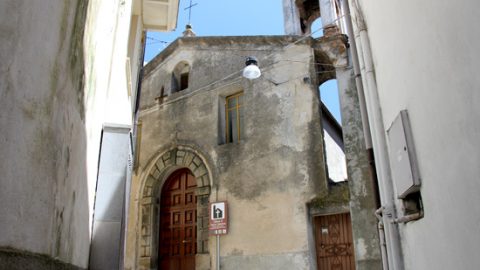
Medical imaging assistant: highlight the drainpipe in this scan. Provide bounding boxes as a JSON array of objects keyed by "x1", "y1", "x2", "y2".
[
  {"x1": 393, "y1": 211, "x2": 424, "y2": 224},
  {"x1": 344, "y1": 0, "x2": 404, "y2": 269},
  {"x1": 340, "y1": 0, "x2": 372, "y2": 149},
  {"x1": 375, "y1": 207, "x2": 389, "y2": 270}
]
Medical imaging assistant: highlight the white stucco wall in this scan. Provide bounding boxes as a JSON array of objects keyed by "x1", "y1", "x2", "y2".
[
  {"x1": 84, "y1": 0, "x2": 137, "y2": 216},
  {"x1": 323, "y1": 130, "x2": 347, "y2": 183},
  {"x1": 357, "y1": 1, "x2": 480, "y2": 269}
]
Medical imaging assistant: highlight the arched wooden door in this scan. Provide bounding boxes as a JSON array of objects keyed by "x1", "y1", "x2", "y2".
[{"x1": 159, "y1": 169, "x2": 197, "y2": 270}]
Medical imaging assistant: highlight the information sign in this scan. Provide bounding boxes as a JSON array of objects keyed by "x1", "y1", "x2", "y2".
[{"x1": 209, "y1": 201, "x2": 228, "y2": 235}]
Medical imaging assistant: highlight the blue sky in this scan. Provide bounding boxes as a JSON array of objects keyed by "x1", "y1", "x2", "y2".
[
  {"x1": 144, "y1": 0, "x2": 285, "y2": 61},
  {"x1": 145, "y1": 0, "x2": 341, "y2": 124}
]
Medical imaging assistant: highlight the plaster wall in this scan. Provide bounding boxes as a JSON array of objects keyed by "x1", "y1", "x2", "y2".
[
  {"x1": 323, "y1": 131, "x2": 347, "y2": 183},
  {"x1": 0, "y1": 0, "x2": 90, "y2": 268},
  {"x1": 0, "y1": 0, "x2": 150, "y2": 268},
  {"x1": 84, "y1": 0, "x2": 149, "y2": 268},
  {"x1": 128, "y1": 37, "x2": 327, "y2": 269},
  {"x1": 84, "y1": 0, "x2": 137, "y2": 213},
  {"x1": 356, "y1": 1, "x2": 480, "y2": 269},
  {"x1": 283, "y1": 0, "x2": 302, "y2": 35}
]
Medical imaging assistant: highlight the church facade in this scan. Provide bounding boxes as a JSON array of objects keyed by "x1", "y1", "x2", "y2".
[{"x1": 124, "y1": 35, "x2": 360, "y2": 269}]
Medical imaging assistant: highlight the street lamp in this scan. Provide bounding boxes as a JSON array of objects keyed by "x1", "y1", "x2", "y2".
[{"x1": 242, "y1": 56, "x2": 261, "y2": 79}]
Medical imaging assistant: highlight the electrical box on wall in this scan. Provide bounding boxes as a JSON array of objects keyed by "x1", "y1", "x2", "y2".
[{"x1": 387, "y1": 110, "x2": 421, "y2": 199}]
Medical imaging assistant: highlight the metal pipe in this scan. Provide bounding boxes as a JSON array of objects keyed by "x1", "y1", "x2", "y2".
[
  {"x1": 359, "y1": 26, "x2": 405, "y2": 270},
  {"x1": 375, "y1": 207, "x2": 389, "y2": 270},
  {"x1": 378, "y1": 222, "x2": 389, "y2": 270},
  {"x1": 340, "y1": 0, "x2": 372, "y2": 149},
  {"x1": 216, "y1": 235, "x2": 220, "y2": 270},
  {"x1": 375, "y1": 206, "x2": 384, "y2": 221},
  {"x1": 346, "y1": 0, "x2": 405, "y2": 269},
  {"x1": 393, "y1": 211, "x2": 424, "y2": 224}
]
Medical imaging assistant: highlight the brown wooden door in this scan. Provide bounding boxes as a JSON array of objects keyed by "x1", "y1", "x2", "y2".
[
  {"x1": 159, "y1": 169, "x2": 197, "y2": 270},
  {"x1": 314, "y1": 213, "x2": 355, "y2": 270}
]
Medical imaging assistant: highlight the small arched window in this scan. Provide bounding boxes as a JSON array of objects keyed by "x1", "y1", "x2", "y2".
[
  {"x1": 319, "y1": 79, "x2": 341, "y2": 124},
  {"x1": 295, "y1": 0, "x2": 320, "y2": 35},
  {"x1": 172, "y1": 61, "x2": 190, "y2": 93}
]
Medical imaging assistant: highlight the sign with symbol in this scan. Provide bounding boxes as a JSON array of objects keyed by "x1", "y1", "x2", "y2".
[{"x1": 209, "y1": 201, "x2": 228, "y2": 235}]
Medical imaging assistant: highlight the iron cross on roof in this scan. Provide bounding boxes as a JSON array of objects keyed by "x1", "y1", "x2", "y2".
[{"x1": 184, "y1": 0, "x2": 198, "y2": 25}]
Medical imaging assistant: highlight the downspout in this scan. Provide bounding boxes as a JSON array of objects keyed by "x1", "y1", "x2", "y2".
[
  {"x1": 344, "y1": 0, "x2": 405, "y2": 269},
  {"x1": 341, "y1": 1, "x2": 387, "y2": 268},
  {"x1": 393, "y1": 211, "x2": 423, "y2": 224},
  {"x1": 340, "y1": 0, "x2": 372, "y2": 149},
  {"x1": 375, "y1": 207, "x2": 390, "y2": 270}
]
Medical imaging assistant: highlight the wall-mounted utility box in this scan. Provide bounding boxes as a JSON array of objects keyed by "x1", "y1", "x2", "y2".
[{"x1": 387, "y1": 110, "x2": 421, "y2": 199}]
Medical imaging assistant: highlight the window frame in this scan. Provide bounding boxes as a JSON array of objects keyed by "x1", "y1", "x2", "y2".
[
  {"x1": 171, "y1": 61, "x2": 190, "y2": 93},
  {"x1": 225, "y1": 92, "x2": 244, "y2": 143}
]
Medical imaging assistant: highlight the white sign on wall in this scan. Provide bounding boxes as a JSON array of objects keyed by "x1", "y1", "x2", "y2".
[{"x1": 209, "y1": 201, "x2": 228, "y2": 235}]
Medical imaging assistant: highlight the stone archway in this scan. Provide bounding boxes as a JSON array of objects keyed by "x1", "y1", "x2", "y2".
[{"x1": 137, "y1": 147, "x2": 211, "y2": 269}]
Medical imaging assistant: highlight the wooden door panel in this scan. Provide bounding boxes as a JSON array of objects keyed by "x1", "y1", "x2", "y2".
[
  {"x1": 173, "y1": 194, "x2": 182, "y2": 206},
  {"x1": 159, "y1": 169, "x2": 197, "y2": 270},
  {"x1": 185, "y1": 192, "x2": 195, "y2": 205},
  {"x1": 185, "y1": 210, "x2": 195, "y2": 224},
  {"x1": 186, "y1": 174, "x2": 196, "y2": 188},
  {"x1": 315, "y1": 213, "x2": 355, "y2": 270}
]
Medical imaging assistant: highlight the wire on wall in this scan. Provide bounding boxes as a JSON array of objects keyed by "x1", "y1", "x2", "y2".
[{"x1": 140, "y1": 18, "x2": 350, "y2": 115}]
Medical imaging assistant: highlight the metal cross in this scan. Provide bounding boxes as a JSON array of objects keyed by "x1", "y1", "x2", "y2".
[{"x1": 184, "y1": 0, "x2": 198, "y2": 24}]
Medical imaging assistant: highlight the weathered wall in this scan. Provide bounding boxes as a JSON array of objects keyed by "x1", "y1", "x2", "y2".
[
  {"x1": 355, "y1": 1, "x2": 480, "y2": 269},
  {"x1": 0, "y1": 0, "x2": 177, "y2": 268},
  {"x1": 0, "y1": 0, "x2": 90, "y2": 268},
  {"x1": 310, "y1": 34, "x2": 382, "y2": 270},
  {"x1": 127, "y1": 36, "x2": 328, "y2": 269}
]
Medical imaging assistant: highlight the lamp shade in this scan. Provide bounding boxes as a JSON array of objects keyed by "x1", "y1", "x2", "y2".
[
  {"x1": 243, "y1": 65, "x2": 261, "y2": 79},
  {"x1": 242, "y1": 56, "x2": 261, "y2": 79}
]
